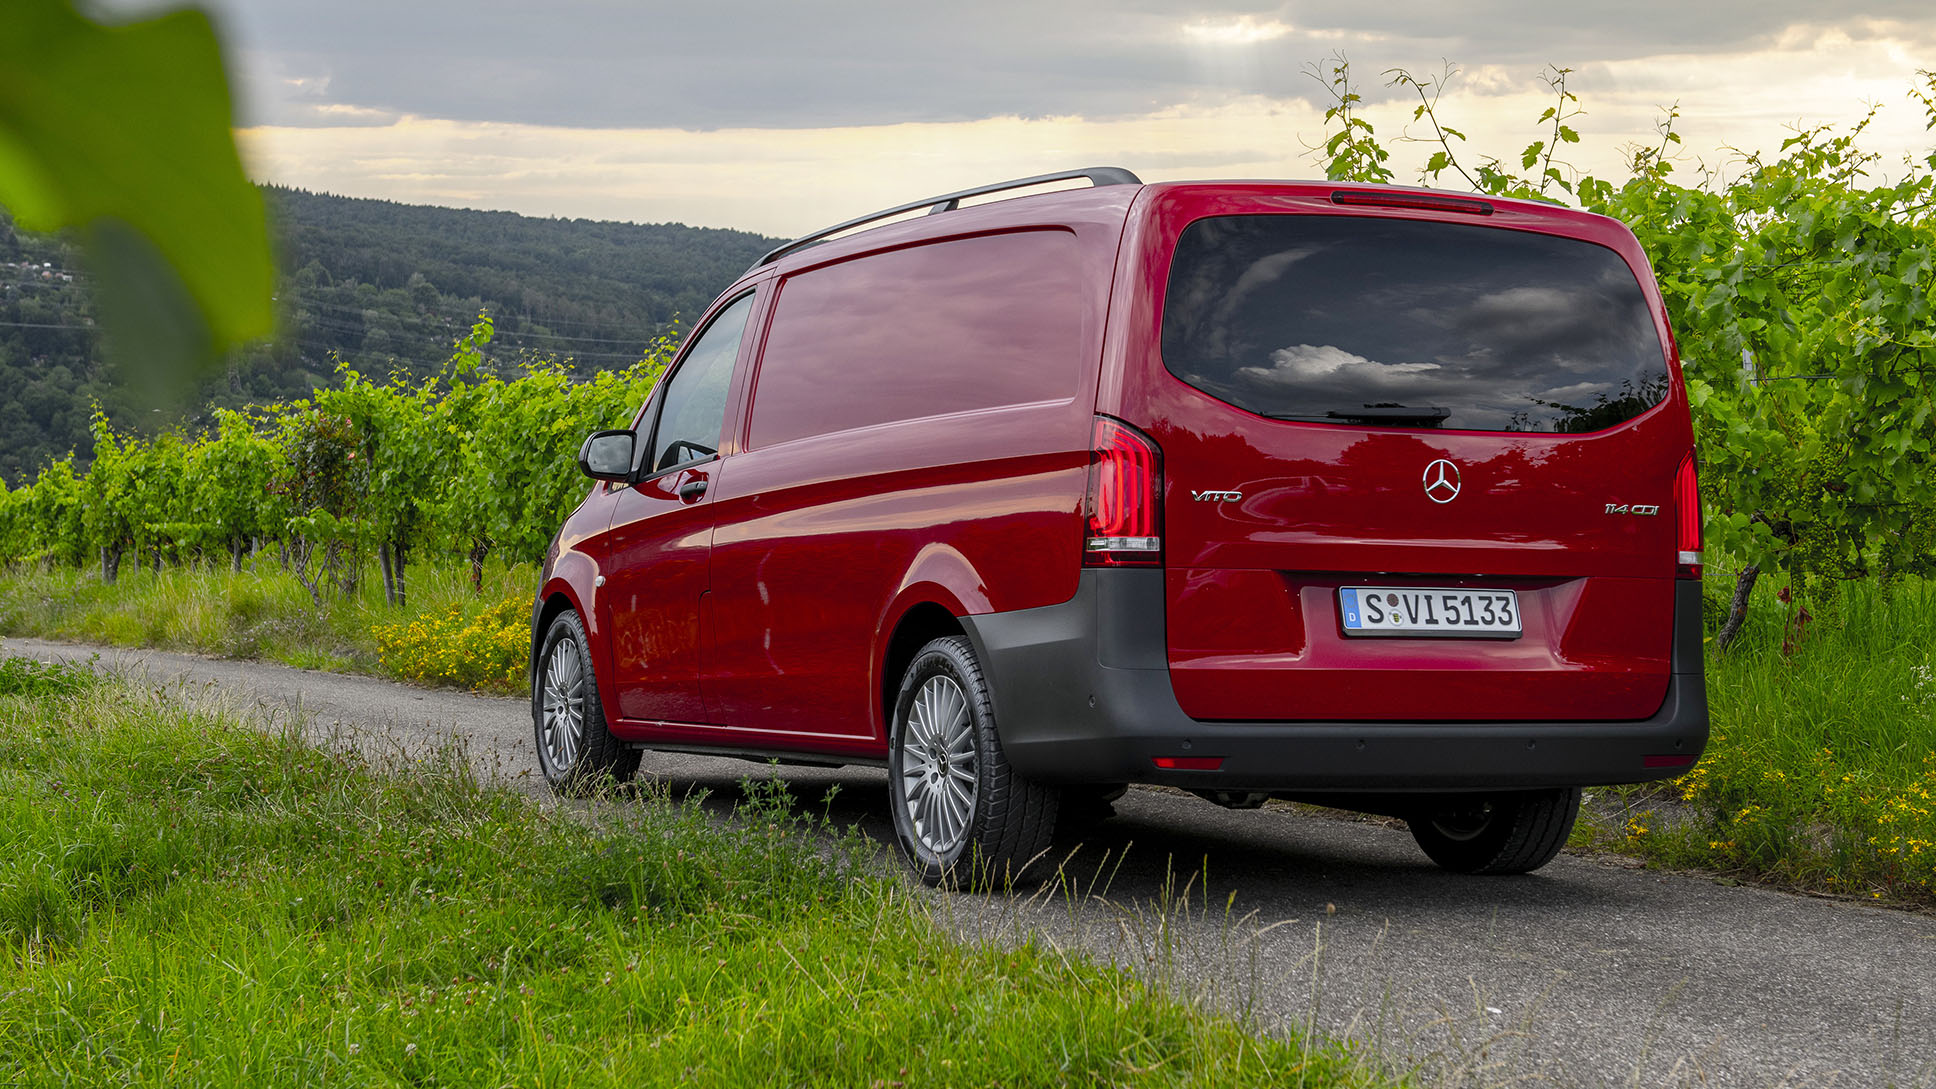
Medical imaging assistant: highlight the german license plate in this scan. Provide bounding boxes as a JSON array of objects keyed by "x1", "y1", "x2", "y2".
[{"x1": 1339, "y1": 586, "x2": 1521, "y2": 638}]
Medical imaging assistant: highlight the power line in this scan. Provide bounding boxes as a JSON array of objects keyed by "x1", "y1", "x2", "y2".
[
  {"x1": 276, "y1": 330, "x2": 660, "y2": 374},
  {"x1": 7, "y1": 268, "x2": 690, "y2": 344},
  {"x1": 286, "y1": 317, "x2": 657, "y2": 362},
  {"x1": 0, "y1": 314, "x2": 658, "y2": 363},
  {"x1": 279, "y1": 291, "x2": 686, "y2": 335},
  {"x1": 287, "y1": 304, "x2": 664, "y2": 347},
  {"x1": 0, "y1": 319, "x2": 96, "y2": 331},
  {"x1": 7, "y1": 266, "x2": 687, "y2": 340}
]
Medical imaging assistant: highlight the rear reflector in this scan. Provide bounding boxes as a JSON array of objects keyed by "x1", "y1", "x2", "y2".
[
  {"x1": 1675, "y1": 452, "x2": 1702, "y2": 579},
  {"x1": 1084, "y1": 416, "x2": 1163, "y2": 567},
  {"x1": 1643, "y1": 754, "x2": 1697, "y2": 769},
  {"x1": 1330, "y1": 190, "x2": 1494, "y2": 216},
  {"x1": 1152, "y1": 756, "x2": 1224, "y2": 771}
]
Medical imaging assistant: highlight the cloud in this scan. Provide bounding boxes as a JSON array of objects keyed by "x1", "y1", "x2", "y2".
[
  {"x1": 1183, "y1": 15, "x2": 1295, "y2": 45},
  {"x1": 94, "y1": 0, "x2": 1936, "y2": 131},
  {"x1": 89, "y1": 0, "x2": 1932, "y2": 233},
  {"x1": 279, "y1": 102, "x2": 400, "y2": 128},
  {"x1": 1237, "y1": 344, "x2": 1440, "y2": 387},
  {"x1": 1536, "y1": 380, "x2": 1617, "y2": 404}
]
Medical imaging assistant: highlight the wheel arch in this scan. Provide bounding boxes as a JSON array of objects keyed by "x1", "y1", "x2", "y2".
[
  {"x1": 877, "y1": 599, "x2": 968, "y2": 742},
  {"x1": 533, "y1": 590, "x2": 577, "y2": 661},
  {"x1": 533, "y1": 575, "x2": 621, "y2": 729},
  {"x1": 874, "y1": 543, "x2": 999, "y2": 744}
]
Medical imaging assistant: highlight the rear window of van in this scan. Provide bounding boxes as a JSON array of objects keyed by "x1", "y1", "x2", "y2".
[
  {"x1": 1160, "y1": 215, "x2": 1669, "y2": 433},
  {"x1": 748, "y1": 230, "x2": 1081, "y2": 449}
]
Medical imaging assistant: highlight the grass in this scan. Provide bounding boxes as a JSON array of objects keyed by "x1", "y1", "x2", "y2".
[
  {"x1": 0, "y1": 558, "x2": 535, "y2": 693},
  {"x1": 0, "y1": 657, "x2": 1387, "y2": 1087},
  {"x1": 5, "y1": 557, "x2": 1936, "y2": 907},
  {"x1": 1576, "y1": 574, "x2": 1936, "y2": 905}
]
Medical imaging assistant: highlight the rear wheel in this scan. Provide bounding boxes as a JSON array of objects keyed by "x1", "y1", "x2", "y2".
[
  {"x1": 1407, "y1": 788, "x2": 1580, "y2": 874},
  {"x1": 533, "y1": 611, "x2": 639, "y2": 795},
  {"x1": 888, "y1": 636, "x2": 1057, "y2": 888}
]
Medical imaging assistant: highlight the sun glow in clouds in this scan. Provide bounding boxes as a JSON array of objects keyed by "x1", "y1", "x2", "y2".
[
  {"x1": 236, "y1": 22, "x2": 1936, "y2": 238},
  {"x1": 1181, "y1": 15, "x2": 1293, "y2": 45}
]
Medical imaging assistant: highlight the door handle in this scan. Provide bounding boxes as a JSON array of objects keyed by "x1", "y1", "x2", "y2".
[{"x1": 677, "y1": 479, "x2": 708, "y2": 501}]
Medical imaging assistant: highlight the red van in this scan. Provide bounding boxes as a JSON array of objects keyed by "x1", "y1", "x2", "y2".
[{"x1": 533, "y1": 168, "x2": 1708, "y2": 885}]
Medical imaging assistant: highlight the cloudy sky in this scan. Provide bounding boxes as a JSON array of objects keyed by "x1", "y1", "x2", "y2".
[{"x1": 101, "y1": 1, "x2": 1936, "y2": 237}]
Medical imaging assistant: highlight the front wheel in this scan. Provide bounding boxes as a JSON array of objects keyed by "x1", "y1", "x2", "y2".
[
  {"x1": 533, "y1": 611, "x2": 640, "y2": 796},
  {"x1": 1407, "y1": 788, "x2": 1581, "y2": 875},
  {"x1": 887, "y1": 636, "x2": 1058, "y2": 888}
]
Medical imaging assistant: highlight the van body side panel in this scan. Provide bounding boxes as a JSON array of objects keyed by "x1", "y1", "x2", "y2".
[
  {"x1": 708, "y1": 424, "x2": 1089, "y2": 741},
  {"x1": 1107, "y1": 184, "x2": 1695, "y2": 724},
  {"x1": 704, "y1": 211, "x2": 1126, "y2": 746}
]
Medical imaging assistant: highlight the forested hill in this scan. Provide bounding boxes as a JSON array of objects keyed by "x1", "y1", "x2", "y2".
[
  {"x1": 269, "y1": 187, "x2": 779, "y2": 372},
  {"x1": 0, "y1": 187, "x2": 782, "y2": 486}
]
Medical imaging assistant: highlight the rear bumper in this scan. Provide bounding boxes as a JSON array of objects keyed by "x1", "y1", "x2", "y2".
[{"x1": 960, "y1": 570, "x2": 1708, "y2": 792}]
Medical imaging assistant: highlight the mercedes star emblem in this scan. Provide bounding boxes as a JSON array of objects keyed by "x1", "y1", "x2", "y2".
[{"x1": 1423, "y1": 459, "x2": 1462, "y2": 503}]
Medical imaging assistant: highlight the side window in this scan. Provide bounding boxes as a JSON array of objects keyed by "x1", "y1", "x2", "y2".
[
  {"x1": 747, "y1": 231, "x2": 1081, "y2": 449},
  {"x1": 646, "y1": 292, "x2": 754, "y2": 474}
]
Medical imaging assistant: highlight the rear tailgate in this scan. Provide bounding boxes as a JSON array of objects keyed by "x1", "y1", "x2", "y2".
[{"x1": 1109, "y1": 185, "x2": 1690, "y2": 723}]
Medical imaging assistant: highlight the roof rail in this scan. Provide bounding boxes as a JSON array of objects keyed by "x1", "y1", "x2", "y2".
[{"x1": 747, "y1": 166, "x2": 1143, "y2": 273}]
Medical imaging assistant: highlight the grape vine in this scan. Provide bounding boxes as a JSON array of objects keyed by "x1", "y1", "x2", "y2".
[{"x1": 0, "y1": 316, "x2": 673, "y2": 604}]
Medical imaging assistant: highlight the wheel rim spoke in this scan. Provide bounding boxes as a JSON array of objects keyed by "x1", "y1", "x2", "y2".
[
  {"x1": 899, "y1": 673, "x2": 979, "y2": 857},
  {"x1": 912, "y1": 776, "x2": 936, "y2": 839},
  {"x1": 540, "y1": 642, "x2": 584, "y2": 773}
]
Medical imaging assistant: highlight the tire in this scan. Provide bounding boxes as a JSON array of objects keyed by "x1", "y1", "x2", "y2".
[
  {"x1": 532, "y1": 611, "x2": 640, "y2": 796},
  {"x1": 1407, "y1": 788, "x2": 1581, "y2": 875},
  {"x1": 887, "y1": 635, "x2": 1058, "y2": 889}
]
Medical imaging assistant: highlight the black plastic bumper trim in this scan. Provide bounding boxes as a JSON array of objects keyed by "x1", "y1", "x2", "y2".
[{"x1": 960, "y1": 570, "x2": 1709, "y2": 792}]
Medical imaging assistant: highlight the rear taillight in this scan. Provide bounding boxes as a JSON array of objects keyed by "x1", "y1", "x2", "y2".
[
  {"x1": 1084, "y1": 416, "x2": 1162, "y2": 566},
  {"x1": 1675, "y1": 452, "x2": 1702, "y2": 578}
]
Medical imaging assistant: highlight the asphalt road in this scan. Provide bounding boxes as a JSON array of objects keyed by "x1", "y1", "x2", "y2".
[{"x1": 9, "y1": 635, "x2": 1934, "y2": 1089}]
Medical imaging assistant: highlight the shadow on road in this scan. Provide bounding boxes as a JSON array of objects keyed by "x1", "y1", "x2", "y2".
[{"x1": 625, "y1": 761, "x2": 1641, "y2": 921}]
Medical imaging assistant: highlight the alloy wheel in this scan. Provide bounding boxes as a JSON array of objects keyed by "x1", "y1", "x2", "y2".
[
  {"x1": 540, "y1": 640, "x2": 584, "y2": 774},
  {"x1": 899, "y1": 674, "x2": 979, "y2": 857}
]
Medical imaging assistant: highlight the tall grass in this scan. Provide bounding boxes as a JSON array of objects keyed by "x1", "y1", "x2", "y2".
[
  {"x1": 0, "y1": 662, "x2": 1387, "y2": 1087},
  {"x1": 1578, "y1": 575, "x2": 1936, "y2": 902},
  {"x1": 0, "y1": 558, "x2": 535, "y2": 690}
]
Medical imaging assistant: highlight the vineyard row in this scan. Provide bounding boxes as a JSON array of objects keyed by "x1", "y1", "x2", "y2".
[{"x1": 0, "y1": 315, "x2": 670, "y2": 606}]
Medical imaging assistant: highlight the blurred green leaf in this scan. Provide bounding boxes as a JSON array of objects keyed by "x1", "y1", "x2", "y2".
[{"x1": 0, "y1": 0, "x2": 272, "y2": 390}]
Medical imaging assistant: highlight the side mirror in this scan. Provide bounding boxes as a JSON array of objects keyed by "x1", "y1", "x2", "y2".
[{"x1": 577, "y1": 430, "x2": 635, "y2": 482}]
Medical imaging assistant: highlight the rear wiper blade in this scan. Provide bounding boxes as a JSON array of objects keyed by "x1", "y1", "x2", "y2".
[
  {"x1": 1322, "y1": 405, "x2": 1452, "y2": 425},
  {"x1": 1262, "y1": 405, "x2": 1454, "y2": 425}
]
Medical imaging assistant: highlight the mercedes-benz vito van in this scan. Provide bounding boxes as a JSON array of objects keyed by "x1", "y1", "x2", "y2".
[{"x1": 534, "y1": 168, "x2": 1708, "y2": 886}]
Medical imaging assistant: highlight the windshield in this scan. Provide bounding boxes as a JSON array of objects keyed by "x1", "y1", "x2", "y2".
[{"x1": 1160, "y1": 214, "x2": 1669, "y2": 433}]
